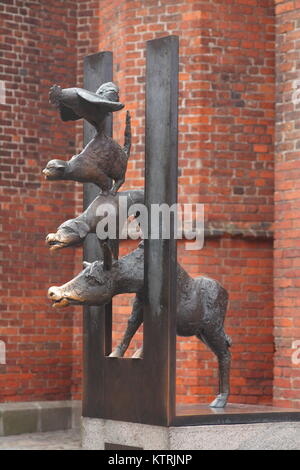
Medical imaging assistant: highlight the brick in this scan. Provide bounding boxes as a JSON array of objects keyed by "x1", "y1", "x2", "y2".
[
  {"x1": 274, "y1": 0, "x2": 300, "y2": 409},
  {"x1": 0, "y1": 0, "x2": 77, "y2": 403}
]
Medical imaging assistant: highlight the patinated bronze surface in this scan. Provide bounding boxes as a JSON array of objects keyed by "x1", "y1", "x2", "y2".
[
  {"x1": 48, "y1": 242, "x2": 231, "y2": 408},
  {"x1": 49, "y1": 81, "x2": 124, "y2": 129},
  {"x1": 43, "y1": 83, "x2": 130, "y2": 195},
  {"x1": 45, "y1": 189, "x2": 144, "y2": 251}
]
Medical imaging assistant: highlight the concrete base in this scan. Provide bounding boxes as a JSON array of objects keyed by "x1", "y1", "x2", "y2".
[
  {"x1": 0, "y1": 400, "x2": 81, "y2": 436},
  {"x1": 81, "y1": 417, "x2": 300, "y2": 450}
]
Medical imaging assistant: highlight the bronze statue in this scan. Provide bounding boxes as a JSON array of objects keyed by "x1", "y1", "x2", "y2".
[
  {"x1": 43, "y1": 83, "x2": 130, "y2": 195},
  {"x1": 44, "y1": 71, "x2": 232, "y2": 411},
  {"x1": 47, "y1": 242, "x2": 231, "y2": 409}
]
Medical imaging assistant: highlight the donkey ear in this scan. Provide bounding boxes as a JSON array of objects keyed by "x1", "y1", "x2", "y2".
[{"x1": 102, "y1": 242, "x2": 113, "y2": 271}]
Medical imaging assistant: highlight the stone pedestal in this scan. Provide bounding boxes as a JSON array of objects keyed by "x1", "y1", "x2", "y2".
[{"x1": 81, "y1": 417, "x2": 300, "y2": 450}]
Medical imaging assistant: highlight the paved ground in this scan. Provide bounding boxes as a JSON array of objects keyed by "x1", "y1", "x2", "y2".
[{"x1": 0, "y1": 429, "x2": 82, "y2": 450}]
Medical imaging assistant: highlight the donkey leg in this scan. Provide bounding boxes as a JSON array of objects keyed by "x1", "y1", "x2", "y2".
[
  {"x1": 198, "y1": 328, "x2": 231, "y2": 408},
  {"x1": 109, "y1": 295, "x2": 143, "y2": 358}
]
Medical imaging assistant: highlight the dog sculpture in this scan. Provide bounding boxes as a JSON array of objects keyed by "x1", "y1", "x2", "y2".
[{"x1": 45, "y1": 189, "x2": 144, "y2": 251}]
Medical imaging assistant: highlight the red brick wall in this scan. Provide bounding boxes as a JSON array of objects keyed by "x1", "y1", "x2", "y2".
[
  {"x1": 1, "y1": 0, "x2": 282, "y2": 408},
  {"x1": 274, "y1": 0, "x2": 300, "y2": 409},
  {"x1": 176, "y1": 239, "x2": 274, "y2": 405},
  {"x1": 0, "y1": 0, "x2": 78, "y2": 401}
]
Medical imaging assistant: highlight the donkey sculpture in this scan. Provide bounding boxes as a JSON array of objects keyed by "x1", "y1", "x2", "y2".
[{"x1": 48, "y1": 242, "x2": 232, "y2": 408}]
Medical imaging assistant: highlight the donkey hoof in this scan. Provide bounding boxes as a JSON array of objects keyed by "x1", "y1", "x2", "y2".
[
  {"x1": 109, "y1": 348, "x2": 123, "y2": 358},
  {"x1": 209, "y1": 394, "x2": 228, "y2": 408},
  {"x1": 132, "y1": 348, "x2": 143, "y2": 359}
]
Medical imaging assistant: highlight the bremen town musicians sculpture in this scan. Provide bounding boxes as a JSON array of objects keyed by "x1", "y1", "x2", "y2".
[{"x1": 43, "y1": 78, "x2": 232, "y2": 409}]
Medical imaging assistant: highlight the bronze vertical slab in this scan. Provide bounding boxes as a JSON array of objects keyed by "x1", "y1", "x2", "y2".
[
  {"x1": 83, "y1": 37, "x2": 179, "y2": 426},
  {"x1": 101, "y1": 36, "x2": 179, "y2": 426},
  {"x1": 143, "y1": 35, "x2": 179, "y2": 426}
]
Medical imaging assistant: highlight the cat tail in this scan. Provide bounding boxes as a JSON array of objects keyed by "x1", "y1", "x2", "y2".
[{"x1": 123, "y1": 110, "x2": 131, "y2": 159}]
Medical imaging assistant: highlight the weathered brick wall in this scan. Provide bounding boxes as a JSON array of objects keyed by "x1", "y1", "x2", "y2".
[
  {"x1": 77, "y1": 0, "x2": 275, "y2": 405},
  {"x1": 274, "y1": 0, "x2": 300, "y2": 409},
  {"x1": 0, "y1": 0, "x2": 78, "y2": 401},
  {"x1": 1, "y1": 0, "x2": 280, "y2": 407}
]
